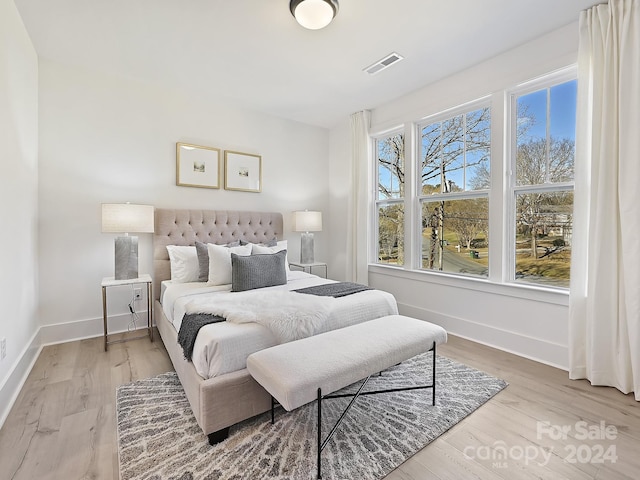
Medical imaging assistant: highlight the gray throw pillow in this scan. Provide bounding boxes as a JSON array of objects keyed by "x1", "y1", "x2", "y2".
[
  {"x1": 239, "y1": 238, "x2": 277, "y2": 247},
  {"x1": 195, "y1": 240, "x2": 240, "y2": 282},
  {"x1": 231, "y1": 250, "x2": 287, "y2": 292}
]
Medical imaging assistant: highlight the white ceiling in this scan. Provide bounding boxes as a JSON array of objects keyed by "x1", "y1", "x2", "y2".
[{"x1": 14, "y1": 0, "x2": 601, "y2": 129}]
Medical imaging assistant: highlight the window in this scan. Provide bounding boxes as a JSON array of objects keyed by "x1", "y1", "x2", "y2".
[
  {"x1": 375, "y1": 132, "x2": 405, "y2": 265},
  {"x1": 418, "y1": 105, "x2": 491, "y2": 276},
  {"x1": 511, "y1": 78, "x2": 576, "y2": 288},
  {"x1": 370, "y1": 68, "x2": 576, "y2": 292}
]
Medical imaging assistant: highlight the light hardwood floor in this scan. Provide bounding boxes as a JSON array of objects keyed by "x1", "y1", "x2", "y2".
[{"x1": 0, "y1": 331, "x2": 638, "y2": 480}]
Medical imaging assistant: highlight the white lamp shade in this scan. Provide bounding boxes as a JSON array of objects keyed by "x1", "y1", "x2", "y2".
[
  {"x1": 102, "y1": 204, "x2": 155, "y2": 233},
  {"x1": 291, "y1": 0, "x2": 337, "y2": 30},
  {"x1": 293, "y1": 210, "x2": 322, "y2": 232}
]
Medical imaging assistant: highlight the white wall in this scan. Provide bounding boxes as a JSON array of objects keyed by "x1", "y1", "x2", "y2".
[
  {"x1": 328, "y1": 116, "x2": 350, "y2": 281},
  {"x1": 329, "y1": 23, "x2": 580, "y2": 369},
  {"x1": 0, "y1": 0, "x2": 39, "y2": 425},
  {"x1": 37, "y1": 59, "x2": 330, "y2": 342}
]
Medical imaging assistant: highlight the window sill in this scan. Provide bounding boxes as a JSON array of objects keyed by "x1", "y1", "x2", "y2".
[{"x1": 368, "y1": 264, "x2": 569, "y2": 307}]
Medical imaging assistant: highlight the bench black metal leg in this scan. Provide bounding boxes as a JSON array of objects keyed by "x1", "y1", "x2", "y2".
[
  {"x1": 317, "y1": 376, "x2": 371, "y2": 479},
  {"x1": 304, "y1": 341, "x2": 439, "y2": 478},
  {"x1": 317, "y1": 387, "x2": 322, "y2": 479},
  {"x1": 432, "y1": 342, "x2": 437, "y2": 406}
]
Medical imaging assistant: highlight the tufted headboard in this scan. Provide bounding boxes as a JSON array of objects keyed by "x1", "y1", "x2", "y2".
[{"x1": 153, "y1": 209, "x2": 284, "y2": 300}]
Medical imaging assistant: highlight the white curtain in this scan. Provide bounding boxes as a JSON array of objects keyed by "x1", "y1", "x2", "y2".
[
  {"x1": 569, "y1": 0, "x2": 640, "y2": 400},
  {"x1": 347, "y1": 110, "x2": 371, "y2": 285}
]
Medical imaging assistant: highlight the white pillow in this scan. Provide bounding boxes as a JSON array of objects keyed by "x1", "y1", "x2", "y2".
[
  {"x1": 252, "y1": 240, "x2": 291, "y2": 273},
  {"x1": 166, "y1": 245, "x2": 200, "y2": 283},
  {"x1": 207, "y1": 243, "x2": 252, "y2": 285}
]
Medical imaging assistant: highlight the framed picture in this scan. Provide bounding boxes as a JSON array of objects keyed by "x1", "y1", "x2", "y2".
[
  {"x1": 176, "y1": 142, "x2": 221, "y2": 189},
  {"x1": 224, "y1": 151, "x2": 262, "y2": 192}
]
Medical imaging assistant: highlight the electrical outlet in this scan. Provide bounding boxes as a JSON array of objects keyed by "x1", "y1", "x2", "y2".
[
  {"x1": 134, "y1": 288, "x2": 142, "y2": 301},
  {"x1": 1, "y1": 338, "x2": 6, "y2": 361}
]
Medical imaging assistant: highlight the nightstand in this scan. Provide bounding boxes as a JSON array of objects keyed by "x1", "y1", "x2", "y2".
[
  {"x1": 289, "y1": 261, "x2": 328, "y2": 279},
  {"x1": 101, "y1": 274, "x2": 153, "y2": 351}
]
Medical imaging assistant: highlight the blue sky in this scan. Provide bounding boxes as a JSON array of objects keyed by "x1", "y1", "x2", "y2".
[{"x1": 518, "y1": 79, "x2": 577, "y2": 142}]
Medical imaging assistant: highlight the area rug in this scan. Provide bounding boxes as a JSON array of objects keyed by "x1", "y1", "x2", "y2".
[{"x1": 117, "y1": 353, "x2": 507, "y2": 480}]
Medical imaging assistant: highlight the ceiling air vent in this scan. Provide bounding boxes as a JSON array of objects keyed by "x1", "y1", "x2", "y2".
[{"x1": 364, "y1": 52, "x2": 404, "y2": 75}]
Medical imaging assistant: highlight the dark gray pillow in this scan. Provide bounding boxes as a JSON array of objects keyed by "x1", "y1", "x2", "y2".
[
  {"x1": 231, "y1": 250, "x2": 287, "y2": 292},
  {"x1": 195, "y1": 240, "x2": 240, "y2": 282},
  {"x1": 239, "y1": 238, "x2": 277, "y2": 247}
]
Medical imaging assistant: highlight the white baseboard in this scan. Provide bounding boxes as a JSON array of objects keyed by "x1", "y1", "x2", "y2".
[
  {"x1": 0, "y1": 310, "x2": 150, "y2": 430},
  {"x1": 398, "y1": 302, "x2": 569, "y2": 371},
  {"x1": 39, "y1": 310, "x2": 150, "y2": 346},
  {"x1": 0, "y1": 329, "x2": 42, "y2": 430}
]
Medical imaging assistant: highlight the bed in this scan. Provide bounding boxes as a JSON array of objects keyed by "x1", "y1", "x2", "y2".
[{"x1": 153, "y1": 209, "x2": 398, "y2": 443}]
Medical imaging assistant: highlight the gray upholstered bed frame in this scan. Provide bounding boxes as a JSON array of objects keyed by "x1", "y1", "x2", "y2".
[{"x1": 153, "y1": 209, "x2": 284, "y2": 444}]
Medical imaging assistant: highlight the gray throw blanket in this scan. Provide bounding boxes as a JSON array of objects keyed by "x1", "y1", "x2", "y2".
[
  {"x1": 178, "y1": 313, "x2": 224, "y2": 361},
  {"x1": 293, "y1": 281, "x2": 373, "y2": 297}
]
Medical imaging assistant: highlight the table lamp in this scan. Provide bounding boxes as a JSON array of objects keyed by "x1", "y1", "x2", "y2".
[
  {"x1": 293, "y1": 210, "x2": 322, "y2": 264},
  {"x1": 102, "y1": 203, "x2": 155, "y2": 280}
]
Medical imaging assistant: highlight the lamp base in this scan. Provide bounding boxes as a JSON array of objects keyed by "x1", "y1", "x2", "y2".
[
  {"x1": 300, "y1": 232, "x2": 315, "y2": 264},
  {"x1": 115, "y1": 236, "x2": 139, "y2": 280}
]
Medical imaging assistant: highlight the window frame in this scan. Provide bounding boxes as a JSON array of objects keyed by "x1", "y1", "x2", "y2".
[
  {"x1": 373, "y1": 129, "x2": 406, "y2": 267},
  {"x1": 415, "y1": 98, "x2": 492, "y2": 277},
  {"x1": 506, "y1": 67, "x2": 577, "y2": 287},
  {"x1": 369, "y1": 66, "x2": 577, "y2": 295}
]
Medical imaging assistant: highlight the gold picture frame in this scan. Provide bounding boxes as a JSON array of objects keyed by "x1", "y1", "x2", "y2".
[
  {"x1": 176, "y1": 142, "x2": 221, "y2": 189},
  {"x1": 224, "y1": 151, "x2": 262, "y2": 192}
]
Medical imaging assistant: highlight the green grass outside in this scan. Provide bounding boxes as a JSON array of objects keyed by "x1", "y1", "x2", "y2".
[{"x1": 382, "y1": 231, "x2": 571, "y2": 282}]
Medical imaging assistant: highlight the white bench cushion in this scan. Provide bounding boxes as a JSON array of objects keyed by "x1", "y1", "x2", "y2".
[{"x1": 246, "y1": 315, "x2": 447, "y2": 411}]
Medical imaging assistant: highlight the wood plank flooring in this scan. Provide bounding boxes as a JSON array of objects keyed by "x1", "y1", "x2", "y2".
[
  {"x1": 0, "y1": 331, "x2": 172, "y2": 480},
  {"x1": 0, "y1": 331, "x2": 637, "y2": 480}
]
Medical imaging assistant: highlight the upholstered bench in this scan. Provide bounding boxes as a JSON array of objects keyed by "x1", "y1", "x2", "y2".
[{"x1": 246, "y1": 314, "x2": 448, "y2": 479}]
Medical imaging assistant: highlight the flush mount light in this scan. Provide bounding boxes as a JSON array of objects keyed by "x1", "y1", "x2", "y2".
[{"x1": 290, "y1": 0, "x2": 339, "y2": 30}]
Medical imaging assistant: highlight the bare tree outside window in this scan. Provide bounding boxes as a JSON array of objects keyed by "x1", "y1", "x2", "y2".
[
  {"x1": 419, "y1": 106, "x2": 491, "y2": 276},
  {"x1": 512, "y1": 80, "x2": 576, "y2": 287},
  {"x1": 376, "y1": 133, "x2": 404, "y2": 265}
]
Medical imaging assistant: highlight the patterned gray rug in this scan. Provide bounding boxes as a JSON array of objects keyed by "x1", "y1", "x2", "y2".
[{"x1": 117, "y1": 353, "x2": 507, "y2": 480}]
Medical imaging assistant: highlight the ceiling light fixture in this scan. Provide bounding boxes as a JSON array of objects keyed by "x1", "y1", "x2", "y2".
[{"x1": 290, "y1": 0, "x2": 339, "y2": 30}]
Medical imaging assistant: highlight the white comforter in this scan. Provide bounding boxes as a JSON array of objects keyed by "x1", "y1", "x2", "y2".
[
  {"x1": 184, "y1": 289, "x2": 336, "y2": 343},
  {"x1": 162, "y1": 271, "x2": 398, "y2": 379}
]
